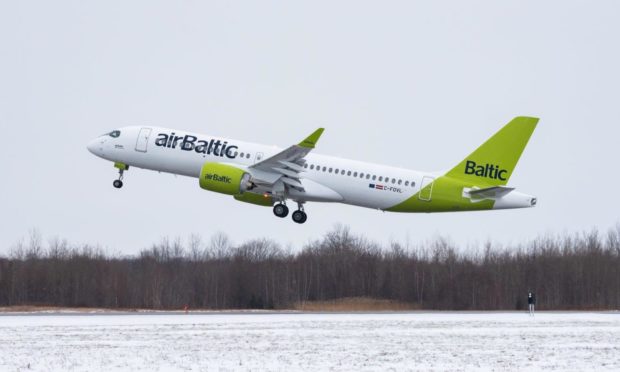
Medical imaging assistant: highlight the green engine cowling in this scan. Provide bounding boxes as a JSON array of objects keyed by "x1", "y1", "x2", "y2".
[
  {"x1": 199, "y1": 162, "x2": 273, "y2": 206},
  {"x1": 234, "y1": 193, "x2": 273, "y2": 207},
  {"x1": 199, "y1": 162, "x2": 252, "y2": 195}
]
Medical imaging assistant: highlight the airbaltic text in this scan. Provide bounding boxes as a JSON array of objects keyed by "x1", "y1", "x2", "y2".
[
  {"x1": 155, "y1": 133, "x2": 238, "y2": 158},
  {"x1": 204, "y1": 173, "x2": 232, "y2": 183},
  {"x1": 465, "y1": 160, "x2": 507, "y2": 181}
]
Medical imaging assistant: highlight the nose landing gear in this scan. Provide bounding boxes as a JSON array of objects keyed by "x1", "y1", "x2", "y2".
[{"x1": 113, "y1": 162, "x2": 129, "y2": 189}]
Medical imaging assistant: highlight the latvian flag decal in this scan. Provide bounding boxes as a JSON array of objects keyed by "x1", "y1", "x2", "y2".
[{"x1": 369, "y1": 184, "x2": 384, "y2": 190}]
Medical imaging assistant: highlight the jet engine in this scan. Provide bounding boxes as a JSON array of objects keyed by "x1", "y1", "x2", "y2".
[{"x1": 199, "y1": 162, "x2": 253, "y2": 195}]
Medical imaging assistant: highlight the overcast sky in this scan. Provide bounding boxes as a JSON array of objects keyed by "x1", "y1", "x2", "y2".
[{"x1": 1, "y1": 1, "x2": 619, "y2": 254}]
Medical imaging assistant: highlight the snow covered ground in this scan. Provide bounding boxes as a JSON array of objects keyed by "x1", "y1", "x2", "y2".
[{"x1": 0, "y1": 311, "x2": 618, "y2": 371}]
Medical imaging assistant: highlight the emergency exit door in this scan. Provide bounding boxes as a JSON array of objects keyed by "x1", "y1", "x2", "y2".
[
  {"x1": 135, "y1": 128, "x2": 152, "y2": 153},
  {"x1": 418, "y1": 176, "x2": 435, "y2": 201}
]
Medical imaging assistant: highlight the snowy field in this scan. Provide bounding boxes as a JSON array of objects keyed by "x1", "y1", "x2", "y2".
[{"x1": 0, "y1": 311, "x2": 619, "y2": 371}]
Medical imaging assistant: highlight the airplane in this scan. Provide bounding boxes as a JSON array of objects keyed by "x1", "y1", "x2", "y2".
[{"x1": 87, "y1": 116, "x2": 538, "y2": 224}]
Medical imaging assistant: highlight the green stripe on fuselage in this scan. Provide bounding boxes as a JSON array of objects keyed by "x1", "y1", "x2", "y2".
[
  {"x1": 386, "y1": 176, "x2": 494, "y2": 213},
  {"x1": 387, "y1": 116, "x2": 538, "y2": 213}
]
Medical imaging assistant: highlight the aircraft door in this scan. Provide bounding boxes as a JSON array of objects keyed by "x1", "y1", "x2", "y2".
[
  {"x1": 418, "y1": 176, "x2": 435, "y2": 201},
  {"x1": 135, "y1": 128, "x2": 152, "y2": 153}
]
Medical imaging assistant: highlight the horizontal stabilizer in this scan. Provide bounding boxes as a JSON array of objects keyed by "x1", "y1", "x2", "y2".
[{"x1": 464, "y1": 186, "x2": 515, "y2": 200}]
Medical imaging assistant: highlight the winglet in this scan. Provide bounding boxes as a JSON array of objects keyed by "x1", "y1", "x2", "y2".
[{"x1": 298, "y1": 128, "x2": 325, "y2": 148}]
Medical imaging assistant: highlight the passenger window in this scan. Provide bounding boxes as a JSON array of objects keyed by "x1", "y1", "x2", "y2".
[
  {"x1": 329, "y1": 168, "x2": 333, "y2": 173},
  {"x1": 391, "y1": 178, "x2": 396, "y2": 184},
  {"x1": 240, "y1": 152, "x2": 245, "y2": 157},
  {"x1": 379, "y1": 176, "x2": 383, "y2": 182},
  {"x1": 360, "y1": 173, "x2": 364, "y2": 178},
  {"x1": 310, "y1": 164, "x2": 314, "y2": 170},
  {"x1": 347, "y1": 171, "x2": 352, "y2": 176},
  {"x1": 411, "y1": 181, "x2": 416, "y2": 187},
  {"x1": 398, "y1": 180, "x2": 402, "y2": 185},
  {"x1": 405, "y1": 181, "x2": 409, "y2": 186},
  {"x1": 322, "y1": 166, "x2": 327, "y2": 172},
  {"x1": 353, "y1": 172, "x2": 358, "y2": 177},
  {"x1": 246, "y1": 154, "x2": 250, "y2": 159},
  {"x1": 341, "y1": 170, "x2": 345, "y2": 175},
  {"x1": 372, "y1": 175, "x2": 376, "y2": 180}
]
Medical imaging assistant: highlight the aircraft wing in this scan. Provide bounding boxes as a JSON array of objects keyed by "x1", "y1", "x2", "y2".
[{"x1": 249, "y1": 128, "x2": 324, "y2": 192}]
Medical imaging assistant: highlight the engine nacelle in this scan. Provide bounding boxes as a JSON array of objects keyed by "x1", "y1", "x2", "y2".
[
  {"x1": 234, "y1": 193, "x2": 273, "y2": 207},
  {"x1": 199, "y1": 162, "x2": 252, "y2": 195}
]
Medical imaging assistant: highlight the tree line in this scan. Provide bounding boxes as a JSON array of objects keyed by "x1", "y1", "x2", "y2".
[{"x1": 1, "y1": 225, "x2": 619, "y2": 310}]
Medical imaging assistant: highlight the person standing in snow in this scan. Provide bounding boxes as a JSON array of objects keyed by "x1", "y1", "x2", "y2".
[{"x1": 528, "y1": 292, "x2": 536, "y2": 316}]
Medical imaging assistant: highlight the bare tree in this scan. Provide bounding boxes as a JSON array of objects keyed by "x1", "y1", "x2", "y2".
[{"x1": 1, "y1": 226, "x2": 619, "y2": 310}]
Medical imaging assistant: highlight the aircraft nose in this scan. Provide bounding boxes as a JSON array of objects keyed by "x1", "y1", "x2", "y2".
[
  {"x1": 87, "y1": 138, "x2": 103, "y2": 156},
  {"x1": 87, "y1": 139, "x2": 97, "y2": 154}
]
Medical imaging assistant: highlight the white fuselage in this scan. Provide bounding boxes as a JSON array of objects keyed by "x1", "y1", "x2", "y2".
[{"x1": 88, "y1": 126, "x2": 535, "y2": 212}]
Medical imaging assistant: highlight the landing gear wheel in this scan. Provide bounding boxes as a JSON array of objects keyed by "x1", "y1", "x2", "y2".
[
  {"x1": 113, "y1": 165, "x2": 126, "y2": 189},
  {"x1": 292, "y1": 210, "x2": 307, "y2": 224},
  {"x1": 273, "y1": 204, "x2": 289, "y2": 218}
]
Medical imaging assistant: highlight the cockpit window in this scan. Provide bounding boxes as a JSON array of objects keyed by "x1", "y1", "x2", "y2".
[{"x1": 109, "y1": 130, "x2": 121, "y2": 138}]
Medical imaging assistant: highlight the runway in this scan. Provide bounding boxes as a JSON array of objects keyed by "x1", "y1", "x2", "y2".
[{"x1": 0, "y1": 311, "x2": 618, "y2": 371}]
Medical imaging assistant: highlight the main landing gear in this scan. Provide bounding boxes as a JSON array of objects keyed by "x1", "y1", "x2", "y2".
[
  {"x1": 113, "y1": 163, "x2": 128, "y2": 189},
  {"x1": 273, "y1": 202, "x2": 307, "y2": 224},
  {"x1": 273, "y1": 203, "x2": 289, "y2": 218},
  {"x1": 292, "y1": 209, "x2": 307, "y2": 224}
]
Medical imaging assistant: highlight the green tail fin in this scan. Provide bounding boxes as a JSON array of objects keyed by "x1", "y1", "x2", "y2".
[{"x1": 445, "y1": 116, "x2": 538, "y2": 186}]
